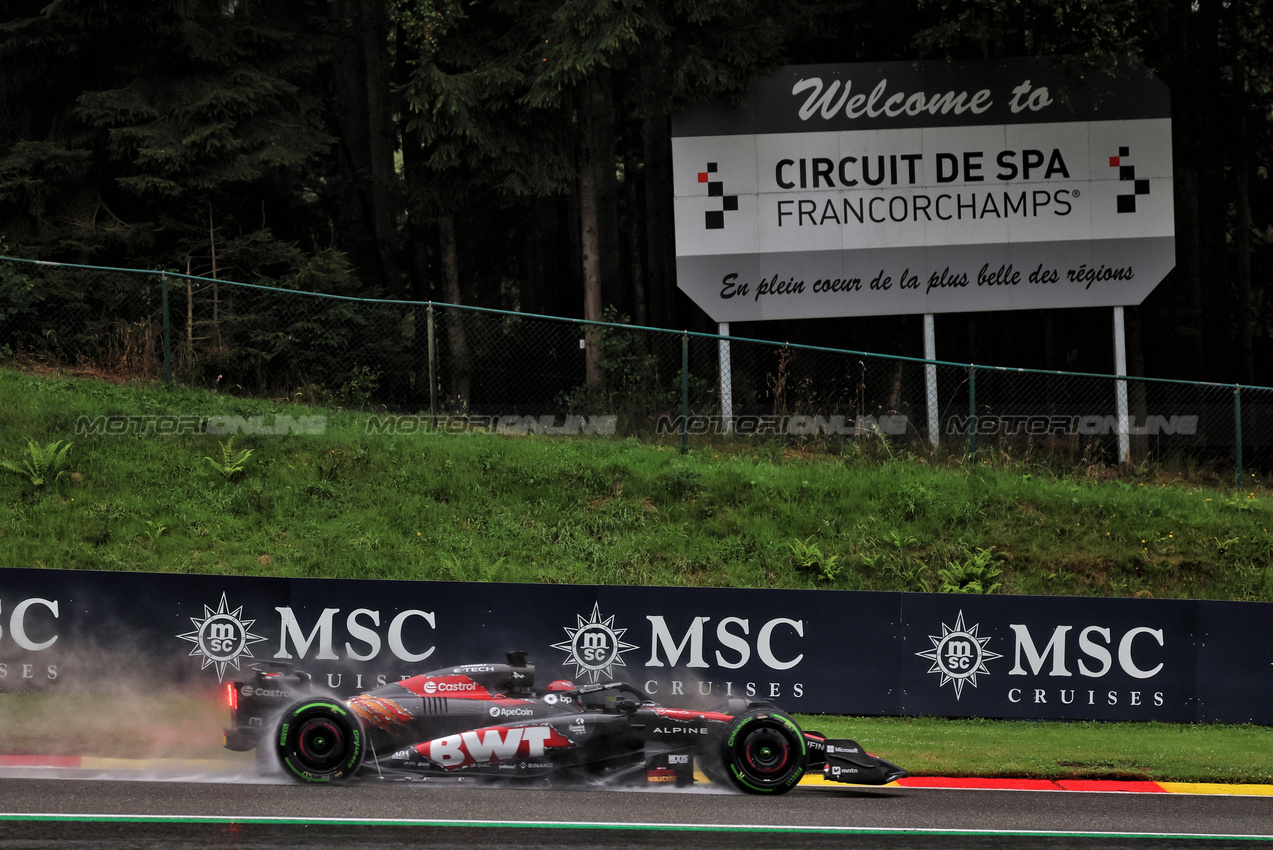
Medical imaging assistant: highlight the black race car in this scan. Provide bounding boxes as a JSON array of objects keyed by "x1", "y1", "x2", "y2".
[{"x1": 223, "y1": 651, "x2": 906, "y2": 795}]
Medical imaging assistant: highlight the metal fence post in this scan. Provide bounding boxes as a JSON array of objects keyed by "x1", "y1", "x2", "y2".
[
  {"x1": 427, "y1": 302, "x2": 438, "y2": 428},
  {"x1": 161, "y1": 272, "x2": 172, "y2": 385},
  {"x1": 968, "y1": 364, "x2": 977, "y2": 459},
  {"x1": 681, "y1": 331, "x2": 689, "y2": 454},
  {"x1": 1234, "y1": 384, "x2": 1244, "y2": 486}
]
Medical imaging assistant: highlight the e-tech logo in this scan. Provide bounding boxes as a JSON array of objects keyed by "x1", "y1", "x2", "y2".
[
  {"x1": 1110, "y1": 146, "x2": 1151, "y2": 213},
  {"x1": 697, "y1": 162, "x2": 739, "y2": 230},
  {"x1": 915, "y1": 610, "x2": 1002, "y2": 700},
  {"x1": 177, "y1": 593, "x2": 267, "y2": 682},
  {"x1": 552, "y1": 602, "x2": 638, "y2": 684}
]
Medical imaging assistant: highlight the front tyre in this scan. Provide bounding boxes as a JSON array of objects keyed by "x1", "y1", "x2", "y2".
[
  {"x1": 276, "y1": 699, "x2": 365, "y2": 783},
  {"x1": 717, "y1": 709, "x2": 807, "y2": 795}
]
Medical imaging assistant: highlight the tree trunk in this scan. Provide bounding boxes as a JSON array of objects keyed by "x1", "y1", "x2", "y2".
[
  {"x1": 331, "y1": 0, "x2": 402, "y2": 294},
  {"x1": 439, "y1": 214, "x2": 470, "y2": 407},
  {"x1": 643, "y1": 111, "x2": 676, "y2": 329},
  {"x1": 1234, "y1": 65, "x2": 1253, "y2": 384},
  {"x1": 578, "y1": 77, "x2": 606, "y2": 388}
]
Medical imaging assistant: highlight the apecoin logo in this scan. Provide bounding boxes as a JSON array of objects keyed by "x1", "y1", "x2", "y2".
[
  {"x1": 915, "y1": 610, "x2": 1002, "y2": 700},
  {"x1": 552, "y1": 602, "x2": 637, "y2": 684}
]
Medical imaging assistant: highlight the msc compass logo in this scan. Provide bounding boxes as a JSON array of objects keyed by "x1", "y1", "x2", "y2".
[
  {"x1": 176, "y1": 593, "x2": 267, "y2": 681},
  {"x1": 697, "y1": 162, "x2": 739, "y2": 230},
  {"x1": 915, "y1": 610, "x2": 1002, "y2": 700},
  {"x1": 552, "y1": 602, "x2": 638, "y2": 684}
]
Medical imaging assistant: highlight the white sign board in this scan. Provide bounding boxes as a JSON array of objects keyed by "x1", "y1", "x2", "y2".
[{"x1": 673, "y1": 59, "x2": 1174, "y2": 321}]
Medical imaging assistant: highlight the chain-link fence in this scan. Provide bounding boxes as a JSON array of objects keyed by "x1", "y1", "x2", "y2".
[{"x1": 3, "y1": 255, "x2": 1270, "y2": 479}]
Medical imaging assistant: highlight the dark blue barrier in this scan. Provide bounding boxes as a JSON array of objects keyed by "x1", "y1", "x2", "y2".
[{"x1": 0, "y1": 567, "x2": 1269, "y2": 723}]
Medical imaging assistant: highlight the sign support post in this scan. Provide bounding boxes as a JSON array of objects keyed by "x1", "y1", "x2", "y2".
[
  {"x1": 924, "y1": 313, "x2": 938, "y2": 448},
  {"x1": 1114, "y1": 306, "x2": 1130, "y2": 463},
  {"x1": 718, "y1": 322, "x2": 733, "y2": 434}
]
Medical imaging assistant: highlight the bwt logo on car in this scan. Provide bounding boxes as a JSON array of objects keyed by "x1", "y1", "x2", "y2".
[{"x1": 425, "y1": 726, "x2": 560, "y2": 768}]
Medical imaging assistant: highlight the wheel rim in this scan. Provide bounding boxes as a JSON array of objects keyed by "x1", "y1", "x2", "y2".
[
  {"x1": 739, "y1": 725, "x2": 793, "y2": 781},
  {"x1": 294, "y1": 716, "x2": 347, "y2": 772}
]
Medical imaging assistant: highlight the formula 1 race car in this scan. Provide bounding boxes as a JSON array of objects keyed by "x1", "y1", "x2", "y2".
[{"x1": 222, "y1": 651, "x2": 906, "y2": 795}]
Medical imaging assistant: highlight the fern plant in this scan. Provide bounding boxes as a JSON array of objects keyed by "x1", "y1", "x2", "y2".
[
  {"x1": 0, "y1": 438, "x2": 73, "y2": 487},
  {"x1": 937, "y1": 546, "x2": 1003, "y2": 594},
  {"x1": 788, "y1": 536, "x2": 841, "y2": 582},
  {"x1": 202, "y1": 437, "x2": 253, "y2": 480}
]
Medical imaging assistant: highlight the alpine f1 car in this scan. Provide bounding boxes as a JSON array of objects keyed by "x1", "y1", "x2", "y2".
[{"x1": 222, "y1": 651, "x2": 906, "y2": 794}]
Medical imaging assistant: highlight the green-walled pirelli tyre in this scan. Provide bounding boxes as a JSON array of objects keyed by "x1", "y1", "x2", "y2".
[
  {"x1": 275, "y1": 698, "x2": 365, "y2": 783},
  {"x1": 717, "y1": 709, "x2": 807, "y2": 795}
]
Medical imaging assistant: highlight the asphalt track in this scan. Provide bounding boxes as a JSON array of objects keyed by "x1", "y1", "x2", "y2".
[{"x1": 0, "y1": 765, "x2": 1270, "y2": 849}]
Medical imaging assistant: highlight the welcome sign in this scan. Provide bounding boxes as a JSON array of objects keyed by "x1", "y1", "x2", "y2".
[{"x1": 672, "y1": 58, "x2": 1175, "y2": 321}]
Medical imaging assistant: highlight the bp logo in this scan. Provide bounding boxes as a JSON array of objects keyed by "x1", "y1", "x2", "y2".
[
  {"x1": 552, "y1": 602, "x2": 638, "y2": 684},
  {"x1": 176, "y1": 593, "x2": 266, "y2": 681},
  {"x1": 915, "y1": 610, "x2": 1002, "y2": 700}
]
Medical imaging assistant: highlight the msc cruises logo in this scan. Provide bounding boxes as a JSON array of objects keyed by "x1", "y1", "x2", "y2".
[
  {"x1": 176, "y1": 593, "x2": 267, "y2": 681},
  {"x1": 916, "y1": 610, "x2": 1002, "y2": 700},
  {"x1": 552, "y1": 603, "x2": 638, "y2": 684}
]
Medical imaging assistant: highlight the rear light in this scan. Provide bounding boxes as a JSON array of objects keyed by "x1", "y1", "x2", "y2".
[{"x1": 226, "y1": 682, "x2": 239, "y2": 711}]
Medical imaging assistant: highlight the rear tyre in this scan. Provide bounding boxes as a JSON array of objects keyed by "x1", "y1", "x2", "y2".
[
  {"x1": 275, "y1": 698, "x2": 364, "y2": 783},
  {"x1": 716, "y1": 709, "x2": 807, "y2": 795}
]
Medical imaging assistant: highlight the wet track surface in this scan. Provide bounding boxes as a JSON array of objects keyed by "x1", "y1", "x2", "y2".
[{"x1": 0, "y1": 773, "x2": 1269, "y2": 849}]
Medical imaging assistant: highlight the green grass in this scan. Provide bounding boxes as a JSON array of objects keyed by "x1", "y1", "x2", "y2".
[
  {"x1": 796, "y1": 715, "x2": 1273, "y2": 784},
  {"x1": 1, "y1": 366, "x2": 1272, "y2": 784},
  {"x1": 1, "y1": 367, "x2": 1271, "y2": 600}
]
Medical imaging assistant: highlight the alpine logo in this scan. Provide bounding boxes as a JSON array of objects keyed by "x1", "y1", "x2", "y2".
[
  {"x1": 698, "y1": 162, "x2": 739, "y2": 230},
  {"x1": 916, "y1": 610, "x2": 1002, "y2": 700},
  {"x1": 552, "y1": 602, "x2": 638, "y2": 684},
  {"x1": 176, "y1": 593, "x2": 266, "y2": 681},
  {"x1": 1110, "y1": 146, "x2": 1151, "y2": 213}
]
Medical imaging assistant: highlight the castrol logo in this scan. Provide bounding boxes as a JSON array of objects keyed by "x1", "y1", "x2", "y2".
[{"x1": 421, "y1": 678, "x2": 479, "y2": 694}]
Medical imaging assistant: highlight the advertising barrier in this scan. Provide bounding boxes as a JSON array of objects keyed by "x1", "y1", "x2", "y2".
[{"x1": 0, "y1": 567, "x2": 1269, "y2": 724}]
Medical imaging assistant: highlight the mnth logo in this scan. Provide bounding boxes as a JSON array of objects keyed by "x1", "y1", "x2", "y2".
[
  {"x1": 916, "y1": 610, "x2": 1002, "y2": 700},
  {"x1": 552, "y1": 603, "x2": 638, "y2": 684},
  {"x1": 697, "y1": 162, "x2": 738, "y2": 230}
]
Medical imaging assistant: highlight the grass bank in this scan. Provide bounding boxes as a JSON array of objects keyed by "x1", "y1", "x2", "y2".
[
  {"x1": 1, "y1": 368, "x2": 1271, "y2": 600},
  {"x1": 800, "y1": 715, "x2": 1273, "y2": 784}
]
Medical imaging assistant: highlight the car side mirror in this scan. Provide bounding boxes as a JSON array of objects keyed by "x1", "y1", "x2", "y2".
[{"x1": 614, "y1": 694, "x2": 639, "y2": 714}]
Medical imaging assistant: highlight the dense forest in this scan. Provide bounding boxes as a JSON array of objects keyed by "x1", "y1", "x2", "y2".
[{"x1": 0, "y1": 0, "x2": 1269, "y2": 388}]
